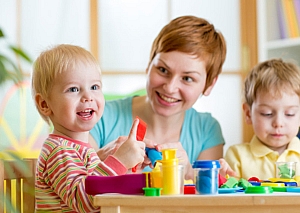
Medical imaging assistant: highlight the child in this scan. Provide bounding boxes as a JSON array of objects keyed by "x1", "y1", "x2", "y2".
[
  {"x1": 225, "y1": 58, "x2": 300, "y2": 180},
  {"x1": 32, "y1": 44, "x2": 147, "y2": 212}
]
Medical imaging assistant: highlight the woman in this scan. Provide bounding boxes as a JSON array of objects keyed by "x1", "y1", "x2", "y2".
[{"x1": 90, "y1": 15, "x2": 232, "y2": 180}]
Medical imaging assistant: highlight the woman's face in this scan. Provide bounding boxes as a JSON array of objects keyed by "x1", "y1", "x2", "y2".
[{"x1": 146, "y1": 51, "x2": 212, "y2": 117}]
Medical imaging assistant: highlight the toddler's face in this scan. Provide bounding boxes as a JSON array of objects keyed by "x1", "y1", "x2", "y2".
[
  {"x1": 247, "y1": 90, "x2": 300, "y2": 152},
  {"x1": 46, "y1": 61, "x2": 104, "y2": 139}
]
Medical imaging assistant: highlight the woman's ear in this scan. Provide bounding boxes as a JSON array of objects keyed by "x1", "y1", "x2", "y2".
[
  {"x1": 243, "y1": 102, "x2": 252, "y2": 124},
  {"x1": 203, "y1": 76, "x2": 218, "y2": 96},
  {"x1": 35, "y1": 94, "x2": 51, "y2": 116}
]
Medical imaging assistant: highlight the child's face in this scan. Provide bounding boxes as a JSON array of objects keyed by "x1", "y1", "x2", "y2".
[
  {"x1": 245, "y1": 90, "x2": 300, "y2": 152},
  {"x1": 145, "y1": 51, "x2": 216, "y2": 117},
  {"x1": 46, "y1": 61, "x2": 104, "y2": 139}
]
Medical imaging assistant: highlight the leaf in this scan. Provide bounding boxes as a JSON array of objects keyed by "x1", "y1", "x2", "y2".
[
  {"x1": 9, "y1": 45, "x2": 32, "y2": 63},
  {"x1": 0, "y1": 28, "x2": 4, "y2": 38},
  {"x1": 0, "y1": 54, "x2": 23, "y2": 84},
  {"x1": 0, "y1": 59, "x2": 8, "y2": 84}
]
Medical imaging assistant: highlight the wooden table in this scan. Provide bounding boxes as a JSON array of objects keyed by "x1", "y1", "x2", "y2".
[{"x1": 94, "y1": 193, "x2": 300, "y2": 213}]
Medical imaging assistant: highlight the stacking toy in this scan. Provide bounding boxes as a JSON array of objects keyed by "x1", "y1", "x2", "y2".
[{"x1": 157, "y1": 149, "x2": 183, "y2": 195}]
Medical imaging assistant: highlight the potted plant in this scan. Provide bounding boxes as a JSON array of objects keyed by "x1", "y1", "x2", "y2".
[{"x1": 0, "y1": 28, "x2": 32, "y2": 85}]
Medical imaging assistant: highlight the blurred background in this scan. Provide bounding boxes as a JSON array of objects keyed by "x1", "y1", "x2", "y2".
[{"x1": 0, "y1": 0, "x2": 266, "y2": 158}]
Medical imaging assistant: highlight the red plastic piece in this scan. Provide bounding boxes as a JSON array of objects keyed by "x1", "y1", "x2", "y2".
[
  {"x1": 136, "y1": 116, "x2": 147, "y2": 141},
  {"x1": 218, "y1": 174, "x2": 227, "y2": 187},
  {"x1": 248, "y1": 176, "x2": 260, "y2": 182},
  {"x1": 132, "y1": 116, "x2": 147, "y2": 172},
  {"x1": 184, "y1": 185, "x2": 196, "y2": 194}
]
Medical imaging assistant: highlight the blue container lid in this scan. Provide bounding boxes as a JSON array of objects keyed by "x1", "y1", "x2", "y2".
[{"x1": 192, "y1": 160, "x2": 220, "y2": 169}]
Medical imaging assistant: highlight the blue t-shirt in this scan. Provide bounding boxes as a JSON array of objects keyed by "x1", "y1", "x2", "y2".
[{"x1": 90, "y1": 96, "x2": 225, "y2": 164}]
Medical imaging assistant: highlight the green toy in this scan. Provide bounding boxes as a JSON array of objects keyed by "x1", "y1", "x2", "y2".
[
  {"x1": 278, "y1": 163, "x2": 295, "y2": 179},
  {"x1": 238, "y1": 178, "x2": 252, "y2": 189},
  {"x1": 220, "y1": 177, "x2": 252, "y2": 189},
  {"x1": 220, "y1": 177, "x2": 238, "y2": 188}
]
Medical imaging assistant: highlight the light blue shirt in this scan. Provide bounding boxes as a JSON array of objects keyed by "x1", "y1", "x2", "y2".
[{"x1": 90, "y1": 96, "x2": 225, "y2": 164}]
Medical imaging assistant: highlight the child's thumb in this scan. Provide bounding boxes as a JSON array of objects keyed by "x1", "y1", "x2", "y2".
[{"x1": 128, "y1": 118, "x2": 139, "y2": 140}]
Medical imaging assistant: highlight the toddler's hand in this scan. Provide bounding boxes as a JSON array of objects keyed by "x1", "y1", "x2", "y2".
[
  {"x1": 97, "y1": 136, "x2": 128, "y2": 161},
  {"x1": 113, "y1": 118, "x2": 146, "y2": 169},
  {"x1": 219, "y1": 158, "x2": 237, "y2": 177}
]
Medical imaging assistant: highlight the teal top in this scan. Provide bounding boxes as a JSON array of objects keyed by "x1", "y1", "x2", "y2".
[{"x1": 90, "y1": 96, "x2": 225, "y2": 164}]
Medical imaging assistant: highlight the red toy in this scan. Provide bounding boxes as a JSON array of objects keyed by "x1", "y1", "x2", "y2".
[{"x1": 132, "y1": 116, "x2": 147, "y2": 172}]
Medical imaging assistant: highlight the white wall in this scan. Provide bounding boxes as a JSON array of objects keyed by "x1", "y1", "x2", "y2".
[{"x1": 0, "y1": 0, "x2": 242, "y2": 154}]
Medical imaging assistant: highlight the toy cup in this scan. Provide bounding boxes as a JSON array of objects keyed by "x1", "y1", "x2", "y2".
[
  {"x1": 275, "y1": 162, "x2": 297, "y2": 179},
  {"x1": 192, "y1": 160, "x2": 220, "y2": 195},
  {"x1": 160, "y1": 164, "x2": 184, "y2": 195}
]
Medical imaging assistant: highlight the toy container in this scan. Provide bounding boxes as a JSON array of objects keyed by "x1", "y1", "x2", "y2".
[
  {"x1": 192, "y1": 160, "x2": 220, "y2": 195},
  {"x1": 275, "y1": 162, "x2": 297, "y2": 179},
  {"x1": 157, "y1": 149, "x2": 184, "y2": 195}
]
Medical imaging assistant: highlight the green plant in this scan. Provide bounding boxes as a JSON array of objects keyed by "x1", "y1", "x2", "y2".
[{"x1": 0, "y1": 28, "x2": 32, "y2": 85}]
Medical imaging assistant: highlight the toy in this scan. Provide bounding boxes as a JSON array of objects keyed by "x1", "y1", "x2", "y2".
[
  {"x1": 276, "y1": 162, "x2": 296, "y2": 179},
  {"x1": 85, "y1": 173, "x2": 149, "y2": 195},
  {"x1": 132, "y1": 116, "x2": 147, "y2": 172},
  {"x1": 192, "y1": 160, "x2": 220, "y2": 195},
  {"x1": 145, "y1": 147, "x2": 162, "y2": 167},
  {"x1": 218, "y1": 174, "x2": 227, "y2": 187},
  {"x1": 238, "y1": 178, "x2": 252, "y2": 189},
  {"x1": 157, "y1": 149, "x2": 183, "y2": 195},
  {"x1": 220, "y1": 177, "x2": 252, "y2": 190},
  {"x1": 132, "y1": 117, "x2": 162, "y2": 172},
  {"x1": 220, "y1": 177, "x2": 238, "y2": 188}
]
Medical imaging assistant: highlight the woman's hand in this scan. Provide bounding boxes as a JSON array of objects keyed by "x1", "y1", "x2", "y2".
[{"x1": 156, "y1": 142, "x2": 192, "y2": 179}]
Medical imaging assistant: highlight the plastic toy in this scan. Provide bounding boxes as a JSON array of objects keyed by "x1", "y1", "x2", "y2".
[
  {"x1": 218, "y1": 174, "x2": 227, "y2": 187},
  {"x1": 85, "y1": 173, "x2": 149, "y2": 195},
  {"x1": 220, "y1": 177, "x2": 252, "y2": 190},
  {"x1": 220, "y1": 177, "x2": 238, "y2": 188},
  {"x1": 143, "y1": 187, "x2": 162, "y2": 196},
  {"x1": 145, "y1": 147, "x2": 162, "y2": 167},
  {"x1": 276, "y1": 162, "x2": 296, "y2": 178},
  {"x1": 238, "y1": 178, "x2": 252, "y2": 189},
  {"x1": 192, "y1": 160, "x2": 220, "y2": 194},
  {"x1": 184, "y1": 184, "x2": 196, "y2": 194},
  {"x1": 157, "y1": 149, "x2": 183, "y2": 195},
  {"x1": 132, "y1": 117, "x2": 163, "y2": 172},
  {"x1": 132, "y1": 116, "x2": 147, "y2": 172},
  {"x1": 245, "y1": 186, "x2": 273, "y2": 194},
  {"x1": 248, "y1": 176, "x2": 260, "y2": 182}
]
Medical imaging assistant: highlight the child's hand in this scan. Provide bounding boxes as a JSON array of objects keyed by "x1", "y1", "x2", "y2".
[
  {"x1": 96, "y1": 136, "x2": 128, "y2": 161},
  {"x1": 113, "y1": 118, "x2": 146, "y2": 169},
  {"x1": 219, "y1": 158, "x2": 237, "y2": 177}
]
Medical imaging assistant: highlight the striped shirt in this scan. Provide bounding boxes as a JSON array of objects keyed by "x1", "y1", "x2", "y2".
[{"x1": 35, "y1": 134, "x2": 127, "y2": 213}]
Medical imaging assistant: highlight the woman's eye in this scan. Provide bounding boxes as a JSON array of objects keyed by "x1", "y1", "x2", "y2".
[
  {"x1": 183, "y1": 76, "x2": 193, "y2": 82},
  {"x1": 159, "y1": 67, "x2": 168, "y2": 74},
  {"x1": 68, "y1": 87, "x2": 79, "y2": 92}
]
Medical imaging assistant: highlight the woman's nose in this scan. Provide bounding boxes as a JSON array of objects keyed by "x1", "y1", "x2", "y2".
[{"x1": 163, "y1": 78, "x2": 179, "y2": 93}]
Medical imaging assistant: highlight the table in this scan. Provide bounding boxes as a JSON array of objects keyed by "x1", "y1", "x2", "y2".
[{"x1": 94, "y1": 193, "x2": 300, "y2": 213}]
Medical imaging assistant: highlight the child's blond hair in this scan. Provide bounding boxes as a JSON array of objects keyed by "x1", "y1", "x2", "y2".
[{"x1": 244, "y1": 58, "x2": 300, "y2": 107}]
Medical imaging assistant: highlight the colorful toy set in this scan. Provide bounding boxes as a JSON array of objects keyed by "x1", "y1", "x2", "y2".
[
  {"x1": 217, "y1": 161, "x2": 300, "y2": 194},
  {"x1": 85, "y1": 117, "x2": 300, "y2": 196}
]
